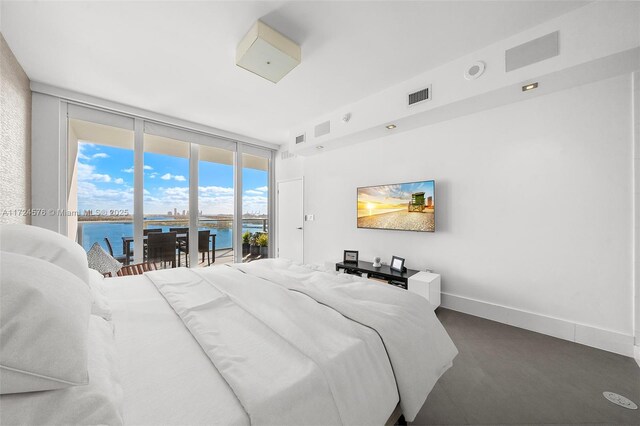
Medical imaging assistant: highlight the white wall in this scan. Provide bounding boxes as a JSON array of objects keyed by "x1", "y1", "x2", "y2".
[
  {"x1": 276, "y1": 152, "x2": 304, "y2": 183},
  {"x1": 290, "y1": 1, "x2": 640, "y2": 155},
  {"x1": 299, "y1": 75, "x2": 634, "y2": 347},
  {"x1": 31, "y1": 92, "x2": 65, "y2": 232}
]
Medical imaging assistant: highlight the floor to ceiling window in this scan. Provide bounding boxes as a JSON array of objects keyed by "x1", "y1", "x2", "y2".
[
  {"x1": 67, "y1": 105, "x2": 273, "y2": 269},
  {"x1": 68, "y1": 118, "x2": 134, "y2": 261},
  {"x1": 241, "y1": 151, "x2": 270, "y2": 263},
  {"x1": 199, "y1": 145, "x2": 235, "y2": 265},
  {"x1": 142, "y1": 133, "x2": 190, "y2": 268}
]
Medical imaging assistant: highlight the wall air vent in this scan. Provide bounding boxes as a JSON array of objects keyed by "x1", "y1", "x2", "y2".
[
  {"x1": 408, "y1": 86, "x2": 431, "y2": 106},
  {"x1": 314, "y1": 120, "x2": 331, "y2": 138},
  {"x1": 295, "y1": 133, "x2": 305, "y2": 144},
  {"x1": 280, "y1": 150, "x2": 296, "y2": 160}
]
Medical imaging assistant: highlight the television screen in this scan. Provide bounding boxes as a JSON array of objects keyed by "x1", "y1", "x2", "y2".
[{"x1": 357, "y1": 180, "x2": 435, "y2": 232}]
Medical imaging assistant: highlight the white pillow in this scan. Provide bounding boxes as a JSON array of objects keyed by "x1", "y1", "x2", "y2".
[
  {"x1": 88, "y1": 268, "x2": 112, "y2": 321},
  {"x1": 0, "y1": 252, "x2": 91, "y2": 394},
  {"x1": 87, "y1": 243, "x2": 122, "y2": 278},
  {"x1": 0, "y1": 316, "x2": 124, "y2": 426},
  {"x1": 0, "y1": 224, "x2": 90, "y2": 286}
]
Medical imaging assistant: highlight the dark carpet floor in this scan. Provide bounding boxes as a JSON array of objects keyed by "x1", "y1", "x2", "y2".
[{"x1": 411, "y1": 309, "x2": 640, "y2": 425}]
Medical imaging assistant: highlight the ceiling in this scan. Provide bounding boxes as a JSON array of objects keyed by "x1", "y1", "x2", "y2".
[{"x1": 1, "y1": 1, "x2": 587, "y2": 145}]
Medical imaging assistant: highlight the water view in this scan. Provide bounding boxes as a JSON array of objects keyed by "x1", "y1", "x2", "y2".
[
  {"x1": 73, "y1": 141, "x2": 270, "y2": 262},
  {"x1": 81, "y1": 217, "x2": 267, "y2": 257}
]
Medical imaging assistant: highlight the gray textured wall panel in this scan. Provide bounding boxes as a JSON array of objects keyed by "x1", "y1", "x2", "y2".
[{"x1": 1, "y1": 33, "x2": 31, "y2": 224}]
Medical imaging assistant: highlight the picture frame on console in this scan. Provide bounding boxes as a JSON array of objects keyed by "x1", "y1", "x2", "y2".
[
  {"x1": 390, "y1": 255, "x2": 406, "y2": 273},
  {"x1": 343, "y1": 250, "x2": 359, "y2": 264}
]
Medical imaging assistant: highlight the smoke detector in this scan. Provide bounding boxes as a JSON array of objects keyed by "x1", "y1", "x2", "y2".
[{"x1": 236, "y1": 20, "x2": 301, "y2": 83}]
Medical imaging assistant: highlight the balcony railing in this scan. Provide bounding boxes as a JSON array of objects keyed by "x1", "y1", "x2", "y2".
[{"x1": 77, "y1": 217, "x2": 268, "y2": 258}]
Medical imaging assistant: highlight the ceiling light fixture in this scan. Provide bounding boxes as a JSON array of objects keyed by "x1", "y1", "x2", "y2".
[
  {"x1": 522, "y1": 82, "x2": 539, "y2": 92},
  {"x1": 316, "y1": 145, "x2": 324, "y2": 150},
  {"x1": 236, "y1": 20, "x2": 301, "y2": 83},
  {"x1": 386, "y1": 124, "x2": 397, "y2": 130}
]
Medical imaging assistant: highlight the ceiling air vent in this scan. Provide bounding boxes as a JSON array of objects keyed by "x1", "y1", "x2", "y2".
[
  {"x1": 408, "y1": 87, "x2": 431, "y2": 106},
  {"x1": 295, "y1": 133, "x2": 305, "y2": 144},
  {"x1": 314, "y1": 120, "x2": 331, "y2": 138},
  {"x1": 505, "y1": 31, "x2": 558, "y2": 72}
]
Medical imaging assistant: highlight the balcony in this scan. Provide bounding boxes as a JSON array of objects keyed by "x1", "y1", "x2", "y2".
[{"x1": 77, "y1": 217, "x2": 268, "y2": 267}]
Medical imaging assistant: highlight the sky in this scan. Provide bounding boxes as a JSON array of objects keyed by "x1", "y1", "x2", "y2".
[
  {"x1": 76, "y1": 142, "x2": 268, "y2": 216},
  {"x1": 357, "y1": 181, "x2": 434, "y2": 207}
]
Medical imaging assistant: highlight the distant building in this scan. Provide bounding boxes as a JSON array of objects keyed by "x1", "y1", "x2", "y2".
[
  {"x1": 427, "y1": 196, "x2": 433, "y2": 208},
  {"x1": 173, "y1": 208, "x2": 177, "y2": 216},
  {"x1": 167, "y1": 211, "x2": 172, "y2": 216}
]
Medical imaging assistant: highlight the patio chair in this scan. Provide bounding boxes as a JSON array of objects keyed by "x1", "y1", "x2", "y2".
[
  {"x1": 147, "y1": 231, "x2": 177, "y2": 269},
  {"x1": 104, "y1": 237, "x2": 128, "y2": 264},
  {"x1": 177, "y1": 230, "x2": 214, "y2": 267},
  {"x1": 102, "y1": 262, "x2": 157, "y2": 277}
]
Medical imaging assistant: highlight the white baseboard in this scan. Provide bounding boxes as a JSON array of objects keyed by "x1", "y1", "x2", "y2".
[{"x1": 441, "y1": 292, "x2": 635, "y2": 358}]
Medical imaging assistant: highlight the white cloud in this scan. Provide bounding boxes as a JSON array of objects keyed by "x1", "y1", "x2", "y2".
[
  {"x1": 114, "y1": 178, "x2": 124, "y2": 184},
  {"x1": 245, "y1": 189, "x2": 263, "y2": 195},
  {"x1": 122, "y1": 165, "x2": 153, "y2": 173},
  {"x1": 242, "y1": 194, "x2": 268, "y2": 215},
  {"x1": 77, "y1": 143, "x2": 91, "y2": 160},
  {"x1": 92, "y1": 153, "x2": 109, "y2": 159},
  {"x1": 91, "y1": 173, "x2": 111, "y2": 182},
  {"x1": 255, "y1": 186, "x2": 269, "y2": 192},
  {"x1": 78, "y1": 162, "x2": 111, "y2": 183},
  {"x1": 76, "y1": 181, "x2": 133, "y2": 212},
  {"x1": 199, "y1": 186, "x2": 234, "y2": 195},
  {"x1": 161, "y1": 173, "x2": 186, "y2": 182}
]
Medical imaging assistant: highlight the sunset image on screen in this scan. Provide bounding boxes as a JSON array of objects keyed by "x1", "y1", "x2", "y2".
[{"x1": 357, "y1": 181, "x2": 435, "y2": 232}]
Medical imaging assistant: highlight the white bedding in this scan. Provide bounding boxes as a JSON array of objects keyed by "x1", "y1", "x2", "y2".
[
  {"x1": 233, "y1": 259, "x2": 458, "y2": 421},
  {"x1": 105, "y1": 274, "x2": 249, "y2": 426},
  {"x1": 46, "y1": 260, "x2": 456, "y2": 426},
  {"x1": 147, "y1": 265, "x2": 399, "y2": 426}
]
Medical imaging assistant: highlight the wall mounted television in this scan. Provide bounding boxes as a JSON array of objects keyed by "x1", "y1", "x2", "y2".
[{"x1": 357, "y1": 180, "x2": 435, "y2": 232}]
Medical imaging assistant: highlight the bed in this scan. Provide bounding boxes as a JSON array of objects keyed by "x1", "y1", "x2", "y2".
[{"x1": 0, "y1": 225, "x2": 458, "y2": 426}]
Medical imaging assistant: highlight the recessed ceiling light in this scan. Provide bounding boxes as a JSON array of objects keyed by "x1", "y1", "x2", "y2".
[
  {"x1": 316, "y1": 145, "x2": 324, "y2": 150},
  {"x1": 386, "y1": 124, "x2": 397, "y2": 130},
  {"x1": 522, "y1": 82, "x2": 539, "y2": 92}
]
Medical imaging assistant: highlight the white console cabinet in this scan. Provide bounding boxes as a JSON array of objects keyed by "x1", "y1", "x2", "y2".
[{"x1": 407, "y1": 272, "x2": 441, "y2": 309}]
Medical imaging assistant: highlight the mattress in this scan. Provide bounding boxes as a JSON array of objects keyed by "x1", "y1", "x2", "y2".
[{"x1": 104, "y1": 274, "x2": 249, "y2": 426}]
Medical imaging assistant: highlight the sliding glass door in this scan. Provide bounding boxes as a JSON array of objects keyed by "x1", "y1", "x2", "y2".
[
  {"x1": 68, "y1": 117, "x2": 134, "y2": 260},
  {"x1": 142, "y1": 133, "x2": 190, "y2": 268},
  {"x1": 67, "y1": 104, "x2": 273, "y2": 269},
  {"x1": 199, "y1": 145, "x2": 235, "y2": 265},
  {"x1": 241, "y1": 150, "x2": 271, "y2": 263}
]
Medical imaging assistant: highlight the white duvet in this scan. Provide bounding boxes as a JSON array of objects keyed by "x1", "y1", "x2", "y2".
[{"x1": 147, "y1": 259, "x2": 457, "y2": 424}]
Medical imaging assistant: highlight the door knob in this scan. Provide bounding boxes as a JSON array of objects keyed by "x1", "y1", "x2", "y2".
[{"x1": 296, "y1": 227, "x2": 303, "y2": 230}]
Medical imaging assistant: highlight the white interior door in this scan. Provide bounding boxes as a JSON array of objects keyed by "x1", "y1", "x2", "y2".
[{"x1": 277, "y1": 179, "x2": 303, "y2": 263}]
